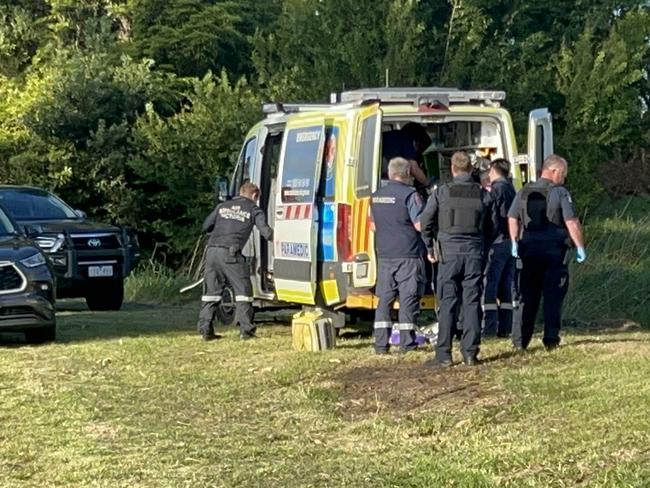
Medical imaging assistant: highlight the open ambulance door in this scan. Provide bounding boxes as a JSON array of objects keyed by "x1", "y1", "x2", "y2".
[
  {"x1": 527, "y1": 109, "x2": 554, "y2": 181},
  {"x1": 351, "y1": 103, "x2": 382, "y2": 289},
  {"x1": 273, "y1": 118, "x2": 326, "y2": 305}
]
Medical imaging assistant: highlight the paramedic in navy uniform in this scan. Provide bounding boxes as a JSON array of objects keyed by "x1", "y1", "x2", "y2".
[
  {"x1": 420, "y1": 151, "x2": 496, "y2": 367},
  {"x1": 483, "y1": 158, "x2": 517, "y2": 337},
  {"x1": 508, "y1": 154, "x2": 586, "y2": 351},
  {"x1": 370, "y1": 157, "x2": 425, "y2": 354},
  {"x1": 197, "y1": 182, "x2": 273, "y2": 341}
]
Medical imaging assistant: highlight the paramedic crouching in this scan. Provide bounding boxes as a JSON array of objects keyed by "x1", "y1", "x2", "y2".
[
  {"x1": 370, "y1": 157, "x2": 425, "y2": 354},
  {"x1": 197, "y1": 182, "x2": 273, "y2": 341}
]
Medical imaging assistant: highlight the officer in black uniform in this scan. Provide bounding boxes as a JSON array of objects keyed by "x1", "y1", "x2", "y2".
[
  {"x1": 508, "y1": 154, "x2": 586, "y2": 350},
  {"x1": 371, "y1": 157, "x2": 425, "y2": 354},
  {"x1": 198, "y1": 182, "x2": 273, "y2": 341},
  {"x1": 420, "y1": 151, "x2": 496, "y2": 367},
  {"x1": 483, "y1": 158, "x2": 517, "y2": 337}
]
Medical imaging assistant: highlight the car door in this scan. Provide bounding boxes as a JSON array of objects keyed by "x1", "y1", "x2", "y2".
[
  {"x1": 527, "y1": 109, "x2": 554, "y2": 181},
  {"x1": 350, "y1": 103, "x2": 382, "y2": 289},
  {"x1": 273, "y1": 116, "x2": 326, "y2": 304}
]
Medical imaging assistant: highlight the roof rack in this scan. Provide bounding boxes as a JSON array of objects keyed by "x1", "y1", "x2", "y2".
[{"x1": 337, "y1": 87, "x2": 506, "y2": 106}]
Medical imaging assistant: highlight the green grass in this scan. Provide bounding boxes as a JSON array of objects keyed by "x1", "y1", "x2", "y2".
[
  {"x1": 564, "y1": 197, "x2": 650, "y2": 327},
  {"x1": 125, "y1": 262, "x2": 199, "y2": 306},
  {"x1": 1, "y1": 303, "x2": 650, "y2": 487}
]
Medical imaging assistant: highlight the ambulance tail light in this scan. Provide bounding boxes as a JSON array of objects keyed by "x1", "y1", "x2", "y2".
[{"x1": 337, "y1": 203, "x2": 353, "y2": 261}]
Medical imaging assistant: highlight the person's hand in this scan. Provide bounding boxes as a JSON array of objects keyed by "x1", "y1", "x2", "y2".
[
  {"x1": 427, "y1": 251, "x2": 438, "y2": 264},
  {"x1": 511, "y1": 240, "x2": 519, "y2": 259},
  {"x1": 576, "y1": 247, "x2": 587, "y2": 263}
]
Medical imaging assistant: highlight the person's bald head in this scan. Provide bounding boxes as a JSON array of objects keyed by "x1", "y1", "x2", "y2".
[{"x1": 541, "y1": 154, "x2": 568, "y2": 184}]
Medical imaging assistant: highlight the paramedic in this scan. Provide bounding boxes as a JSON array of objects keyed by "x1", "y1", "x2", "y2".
[
  {"x1": 197, "y1": 182, "x2": 273, "y2": 341},
  {"x1": 483, "y1": 159, "x2": 516, "y2": 337},
  {"x1": 509, "y1": 154, "x2": 585, "y2": 350},
  {"x1": 381, "y1": 125, "x2": 430, "y2": 188},
  {"x1": 420, "y1": 151, "x2": 496, "y2": 367},
  {"x1": 371, "y1": 157, "x2": 425, "y2": 354}
]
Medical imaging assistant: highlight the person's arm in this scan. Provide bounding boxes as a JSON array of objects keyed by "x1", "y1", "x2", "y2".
[
  {"x1": 406, "y1": 192, "x2": 424, "y2": 231},
  {"x1": 565, "y1": 218, "x2": 584, "y2": 249},
  {"x1": 409, "y1": 160, "x2": 429, "y2": 186},
  {"x1": 419, "y1": 190, "x2": 439, "y2": 256},
  {"x1": 252, "y1": 207, "x2": 273, "y2": 241},
  {"x1": 202, "y1": 208, "x2": 218, "y2": 234},
  {"x1": 508, "y1": 217, "x2": 520, "y2": 242}
]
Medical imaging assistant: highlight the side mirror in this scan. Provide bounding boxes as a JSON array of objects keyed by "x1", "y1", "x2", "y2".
[
  {"x1": 214, "y1": 177, "x2": 230, "y2": 203},
  {"x1": 75, "y1": 209, "x2": 87, "y2": 219}
]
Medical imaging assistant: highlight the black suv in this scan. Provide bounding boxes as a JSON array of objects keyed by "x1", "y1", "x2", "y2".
[
  {"x1": 0, "y1": 186, "x2": 140, "y2": 311},
  {"x1": 0, "y1": 205, "x2": 56, "y2": 343}
]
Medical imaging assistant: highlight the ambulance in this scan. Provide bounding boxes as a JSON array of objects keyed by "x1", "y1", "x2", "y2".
[{"x1": 215, "y1": 87, "x2": 553, "y2": 329}]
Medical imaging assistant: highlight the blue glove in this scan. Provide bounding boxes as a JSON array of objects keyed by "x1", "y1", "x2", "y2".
[
  {"x1": 511, "y1": 240, "x2": 519, "y2": 258},
  {"x1": 576, "y1": 247, "x2": 587, "y2": 263}
]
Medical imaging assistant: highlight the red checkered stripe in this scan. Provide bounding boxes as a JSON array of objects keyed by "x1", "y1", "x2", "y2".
[{"x1": 279, "y1": 204, "x2": 313, "y2": 220}]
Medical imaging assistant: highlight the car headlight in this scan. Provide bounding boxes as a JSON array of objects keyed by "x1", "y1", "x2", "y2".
[
  {"x1": 34, "y1": 234, "x2": 65, "y2": 253},
  {"x1": 20, "y1": 252, "x2": 47, "y2": 268}
]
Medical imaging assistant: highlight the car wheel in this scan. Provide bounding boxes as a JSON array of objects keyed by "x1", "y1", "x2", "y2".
[
  {"x1": 86, "y1": 279, "x2": 125, "y2": 311},
  {"x1": 215, "y1": 284, "x2": 236, "y2": 326},
  {"x1": 25, "y1": 324, "x2": 56, "y2": 344}
]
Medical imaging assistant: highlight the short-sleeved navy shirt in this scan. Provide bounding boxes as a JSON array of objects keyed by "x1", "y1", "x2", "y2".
[
  {"x1": 508, "y1": 177, "x2": 577, "y2": 254},
  {"x1": 381, "y1": 131, "x2": 417, "y2": 179}
]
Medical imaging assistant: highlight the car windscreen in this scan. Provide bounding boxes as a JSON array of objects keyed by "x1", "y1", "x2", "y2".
[
  {"x1": 0, "y1": 189, "x2": 78, "y2": 220},
  {"x1": 0, "y1": 207, "x2": 16, "y2": 234}
]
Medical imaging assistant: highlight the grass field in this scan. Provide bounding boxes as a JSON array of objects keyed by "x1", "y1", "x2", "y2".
[{"x1": 1, "y1": 302, "x2": 650, "y2": 488}]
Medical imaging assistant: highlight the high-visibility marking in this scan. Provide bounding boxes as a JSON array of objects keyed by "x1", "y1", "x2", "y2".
[
  {"x1": 397, "y1": 323, "x2": 415, "y2": 331},
  {"x1": 235, "y1": 295, "x2": 254, "y2": 302},
  {"x1": 373, "y1": 321, "x2": 392, "y2": 329},
  {"x1": 277, "y1": 204, "x2": 313, "y2": 220},
  {"x1": 201, "y1": 295, "x2": 222, "y2": 302}
]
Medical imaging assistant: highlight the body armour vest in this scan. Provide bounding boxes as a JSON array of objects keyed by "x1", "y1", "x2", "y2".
[
  {"x1": 518, "y1": 182, "x2": 566, "y2": 242},
  {"x1": 439, "y1": 181, "x2": 483, "y2": 235},
  {"x1": 371, "y1": 181, "x2": 421, "y2": 258},
  {"x1": 209, "y1": 196, "x2": 258, "y2": 250}
]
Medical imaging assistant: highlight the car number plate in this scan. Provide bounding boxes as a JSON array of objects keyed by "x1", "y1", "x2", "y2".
[{"x1": 88, "y1": 266, "x2": 114, "y2": 277}]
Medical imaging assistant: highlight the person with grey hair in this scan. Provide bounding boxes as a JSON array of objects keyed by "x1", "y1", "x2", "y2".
[
  {"x1": 508, "y1": 154, "x2": 586, "y2": 351},
  {"x1": 420, "y1": 151, "x2": 497, "y2": 368},
  {"x1": 370, "y1": 157, "x2": 425, "y2": 354}
]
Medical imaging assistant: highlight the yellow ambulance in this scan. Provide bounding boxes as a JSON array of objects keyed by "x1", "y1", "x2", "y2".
[{"x1": 216, "y1": 87, "x2": 553, "y2": 330}]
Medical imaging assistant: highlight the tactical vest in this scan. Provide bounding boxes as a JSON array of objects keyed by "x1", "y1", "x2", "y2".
[
  {"x1": 519, "y1": 184, "x2": 564, "y2": 231},
  {"x1": 439, "y1": 182, "x2": 483, "y2": 235},
  {"x1": 371, "y1": 181, "x2": 421, "y2": 258}
]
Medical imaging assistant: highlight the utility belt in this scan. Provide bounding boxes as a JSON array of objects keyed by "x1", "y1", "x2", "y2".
[{"x1": 213, "y1": 245, "x2": 243, "y2": 263}]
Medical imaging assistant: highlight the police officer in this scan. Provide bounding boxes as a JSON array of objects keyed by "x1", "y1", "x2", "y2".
[
  {"x1": 508, "y1": 154, "x2": 586, "y2": 350},
  {"x1": 420, "y1": 151, "x2": 496, "y2": 367},
  {"x1": 197, "y1": 182, "x2": 273, "y2": 341},
  {"x1": 483, "y1": 159, "x2": 517, "y2": 337},
  {"x1": 371, "y1": 157, "x2": 425, "y2": 355}
]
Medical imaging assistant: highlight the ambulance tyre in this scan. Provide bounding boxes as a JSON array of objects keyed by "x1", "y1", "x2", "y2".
[{"x1": 215, "y1": 285, "x2": 237, "y2": 327}]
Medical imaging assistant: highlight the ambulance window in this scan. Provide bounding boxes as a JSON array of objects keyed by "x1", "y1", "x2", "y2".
[
  {"x1": 356, "y1": 114, "x2": 378, "y2": 197},
  {"x1": 231, "y1": 136, "x2": 257, "y2": 194},
  {"x1": 281, "y1": 126, "x2": 323, "y2": 203},
  {"x1": 318, "y1": 127, "x2": 337, "y2": 201}
]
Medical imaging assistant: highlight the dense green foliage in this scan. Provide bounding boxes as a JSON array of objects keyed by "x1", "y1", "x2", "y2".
[{"x1": 0, "y1": 0, "x2": 648, "y2": 261}]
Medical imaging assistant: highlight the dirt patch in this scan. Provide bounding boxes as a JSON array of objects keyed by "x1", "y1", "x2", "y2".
[{"x1": 337, "y1": 360, "x2": 508, "y2": 420}]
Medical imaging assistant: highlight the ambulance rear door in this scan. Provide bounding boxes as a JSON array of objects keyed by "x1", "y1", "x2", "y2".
[
  {"x1": 527, "y1": 109, "x2": 554, "y2": 181},
  {"x1": 273, "y1": 117, "x2": 326, "y2": 304},
  {"x1": 350, "y1": 103, "x2": 382, "y2": 289}
]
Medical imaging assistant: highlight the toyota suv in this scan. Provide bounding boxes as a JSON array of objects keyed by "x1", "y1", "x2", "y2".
[{"x1": 0, "y1": 186, "x2": 140, "y2": 311}]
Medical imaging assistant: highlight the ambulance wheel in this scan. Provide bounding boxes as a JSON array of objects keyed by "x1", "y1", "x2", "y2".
[{"x1": 216, "y1": 285, "x2": 236, "y2": 326}]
